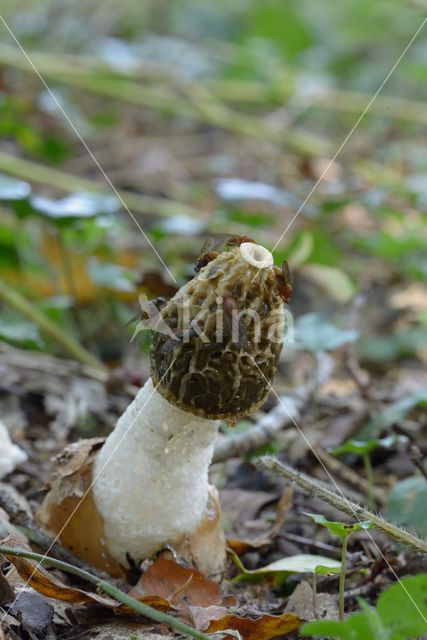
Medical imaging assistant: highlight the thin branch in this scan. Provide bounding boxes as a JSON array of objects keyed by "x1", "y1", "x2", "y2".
[
  {"x1": 213, "y1": 353, "x2": 334, "y2": 463},
  {"x1": 0, "y1": 545, "x2": 211, "y2": 640},
  {"x1": 256, "y1": 456, "x2": 427, "y2": 554},
  {"x1": 213, "y1": 395, "x2": 299, "y2": 463}
]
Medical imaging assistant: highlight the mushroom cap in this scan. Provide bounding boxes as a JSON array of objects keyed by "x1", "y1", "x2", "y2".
[{"x1": 150, "y1": 243, "x2": 285, "y2": 422}]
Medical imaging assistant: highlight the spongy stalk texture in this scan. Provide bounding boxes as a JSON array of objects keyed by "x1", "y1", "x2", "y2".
[{"x1": 92, "y1": 378, "x2": 220, "y2": 564}]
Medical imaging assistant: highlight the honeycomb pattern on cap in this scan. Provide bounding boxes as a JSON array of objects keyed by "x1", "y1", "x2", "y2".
[{"x1": 150, "y1": 246, "x2": 284, "y2": 422}]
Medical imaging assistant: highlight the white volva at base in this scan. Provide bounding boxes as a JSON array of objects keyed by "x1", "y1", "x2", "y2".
[{"x1": 92, "y1": 378, "x2": 220, "y2": 565}]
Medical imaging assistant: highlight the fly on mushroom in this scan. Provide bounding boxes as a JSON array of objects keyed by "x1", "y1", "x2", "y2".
[
  {"x1": 194, "y1": 237, "x2": 220, "y2": 273},
  {"x1": 194, "y1": 234, "x2": 255, "y2": 273},
  {"x1": 274, "y1": 260, "x2": 293, "y2": 304},
  {"x1": 225, "y1": 234, "x2": 256, "y2": 248}
]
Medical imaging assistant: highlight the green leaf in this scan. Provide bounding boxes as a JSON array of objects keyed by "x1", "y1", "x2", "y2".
[
  {"x1": 359, "y1": 386, "x2": 427, "y2": 439},
  {"x1": 215, "y1": 178, "x2": 294, "y2": 208},
  {"x1": 31, "y1": 192, "x2": 119, "y2": 224},
  {"x1": 0, "y1": 173, "x2": 31, "y2": 200},
  {"x1": 331, "y1": 434, "x2": 408, "y2": 457},
  {"x1": 377, "y1": 574, "x2": 427, "y2": 639},
  {"x1": 0, "y1": 316, "x2": 42, "y2": 347},
  {"x1": 301, "y1": 612, "x2": 379, "y2": 640},
  {"x1": 358, "y1": 329, "x2": 427, "y2": 363},
  {"x1": 225, "y1": 208, "x2": 275, "y2": 228},
  {"x1": 86, "y1": 258, "x2": 136, "y2": 293},
  {"x1": 386, "y1": 476, "x2": 427, "y2": 538},
  {"x1": 314, "y1": 564, "x2": 341, "y2": 575},
  {"x1": 0, "y1": 176, "x2": 120, "y2": 226},
  {"x1": 244, "y1": 0, "x2": 314, "y2": 60},
  {"x1": 285, "y1": 230, "x2": 314, "y2": 268},
  {"x1": 301, "y1": 264, "x2": 356, "y2": 303},
  {"x1": 293, "y1": 313, "x2": 358, "y2": 353},
  {"x1": 231, "y1": 550, "x2": 340, "y2": 581},
  {"x1": 305, "y1": 513, "x2": 373, "y2": 539},
  {"x1": 251, "y1": 554, "x2": 341, "y2": 575},
  {"x1": 302, "y1": 575, "x2": 427, "y2": 639}
]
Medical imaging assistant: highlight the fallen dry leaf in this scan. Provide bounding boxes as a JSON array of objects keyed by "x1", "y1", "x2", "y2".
[
  {"x1": 285, "y1": 580, "x2": 338, "y2": 621},
  {"x1": 225, "y1": 487, "x2": 293, "y2": 554},
  {"x1": 206, "y1": 611, "x2": 302, "y2": 640},
  {"x1": 220, "y1": 489, "x2": 276, "y2": 534},
  {"x1": 0, "y1": 563, "x2": 15, "y2": 605},
  {"x1": 8, "y1": 590, "x2": 54, "y2": 638},
  {"x1": 131, "y1": 555, "x2": 230, "y2": 610},
  {"x1": 80, "y1": 625, "x2": 170, "y2": 640},
  {"x1": 36, "y1": 438, "x2": 124, "y2": 577},
  {"x1": 188, "y1": 604, "x2": 229, "y2": 630},
  {"x1": 2, "y1": 540, "x2": 171, "y2": 615},
  {"x1": 226, "y1": 538, "x2": 267, "y2": 555}
]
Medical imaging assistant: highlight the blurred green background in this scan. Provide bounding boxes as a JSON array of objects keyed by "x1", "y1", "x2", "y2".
[{"x1": 0, "y1": 0, "x2": 426, "y2": 369}]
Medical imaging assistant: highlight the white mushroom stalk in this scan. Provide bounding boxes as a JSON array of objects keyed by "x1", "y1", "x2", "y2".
[
  {"x1": 92, "y1": 379, "x2": 221, "y2": 574},
  {"x1": 38, "y1": 240, "x2": 289, "y2": 577}
]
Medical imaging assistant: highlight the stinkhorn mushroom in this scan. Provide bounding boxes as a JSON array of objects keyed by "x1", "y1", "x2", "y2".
[{"x1": 37, "y1": 239, "x2": 290, "y2": 577}]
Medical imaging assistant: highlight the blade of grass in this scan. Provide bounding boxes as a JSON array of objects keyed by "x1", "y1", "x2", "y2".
[
  {"x1": 0, "y1": 150, "x2": 205, "y2": 219},
  {"x1": 0, "y1": 43, "x2": 328, "y2": 156},
  {"x1": 0, "y1": 278, "x2": 106, "y2": 372}
]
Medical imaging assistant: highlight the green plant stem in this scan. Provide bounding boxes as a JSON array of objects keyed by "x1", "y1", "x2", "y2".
[
  {"x1": 256, "y1": 457, "x2": 427, "y2": 554},
  {"x1": 0, "y1": 277, "x2": 106, "y2": 372},
  {"x1": 0, "y1": 545, "x2": 211, "y2": 640},
  {"x1": 4, "y1": 42, "x2": 427, "y2": 126},
  {"x1": 339, "y1": 535, "x2": 348, "y2": 621},
  {"x1": 0, "y1": 44, "x2": 328, "y2": 156},
  {"x1": 0, "y1": 150, "x2": 204, "y2": 220},
  {"x1": 363, "y1": 453, "x2": 375, "y2": 511},
  {"x1": 210, "y1": 79, "x2": 427, "y2": 125}
]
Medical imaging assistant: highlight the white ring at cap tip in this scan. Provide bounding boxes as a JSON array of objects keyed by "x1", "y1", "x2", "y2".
[{"x1": 240, "y1": 242, "x2": 274, "y2": 269}]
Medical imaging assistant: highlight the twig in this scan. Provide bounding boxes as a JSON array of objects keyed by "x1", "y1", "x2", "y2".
[
  {"x1": 0, "y1": 545, "x2": 211, "y2": 640},
  {"x1": 256, "y1": 457, "x2": 427, "y2": 554},
  {"x1": 213, "y1": 395, "x2": 299, "y2": 463},
  {"x1": 0, "y1": 278, "x2": 105, "y2": 372},
  {"x1": 213, "y1": 354, "x2": 334, "y2": 463},
  {"x1": 0, "y1": 342, "x2": 106, "y2": 382}
]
